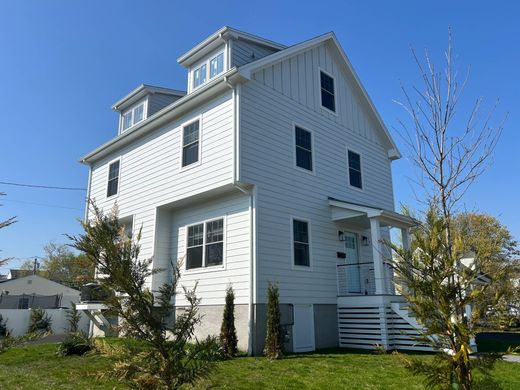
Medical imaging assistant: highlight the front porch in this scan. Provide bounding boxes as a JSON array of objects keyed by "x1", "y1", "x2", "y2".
[{"x1": 328, "y1": 198, "x2": 430, "y2": 351}]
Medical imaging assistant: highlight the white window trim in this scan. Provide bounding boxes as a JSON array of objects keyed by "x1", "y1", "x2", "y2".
[
  {"x1": 189, "y1": 48, "x2": 227, "y2": 92},
  {"x1": 120, "y1": 98, "x2": 148, "y2": 133},
  {"x1": 292, "y1": 122, "x2": 316, "y2": 175},
  {"x1": 184, "y1": 215, "x2": 227, "y2": 274},
  {"x1": 346, "y1": 147, "x2": 364, "y2": 192},
  {"x1": 318, "y1": 67, "x2": 338, "y2": 116},
  {"x1": 106, "y1": 157, "x2": 122, "y2": 200},
  {"x1": 290, "y1": 215, "x2": 313, "y2": 271},
  {"x1": 179, "y1": 115, "x2": 203, "y2": 172}
]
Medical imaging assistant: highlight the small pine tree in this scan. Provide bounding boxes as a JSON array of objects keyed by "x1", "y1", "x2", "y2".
[
  {"x1": 0, "y1": 314, "x2": 8, "y2": 337},
  {"x1": 220, "y1": 286, "x2": 238, "y2": 358},
  {"x1": 264, "y1": 282, "x2": 283, "y2": 359},
  {"x1": 29, "y1": 308, "x2": 52, "y2": 334},
  {"x1": 66, "y1": 304, "x2": 81, "y2": 333}
]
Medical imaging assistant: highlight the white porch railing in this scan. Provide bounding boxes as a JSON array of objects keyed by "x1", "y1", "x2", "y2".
[{"x1": 337, "y1": 262, "x2": 395, "y2": 296}]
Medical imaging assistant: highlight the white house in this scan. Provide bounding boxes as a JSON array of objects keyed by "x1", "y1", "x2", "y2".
[{"x1": 80, "y1": 27, "x2": 424, "y2": 354}]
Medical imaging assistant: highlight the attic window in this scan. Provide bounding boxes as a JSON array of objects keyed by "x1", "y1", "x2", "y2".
[
  {"x1": 320, "y1": 71, "x2": 336, "y2": 113},
  {"x1": 121, "y1": 101, "x2": 146, "y2": 131},
  {"x1": 192, "y1": 51, "x2": 225, "y2": 90}
]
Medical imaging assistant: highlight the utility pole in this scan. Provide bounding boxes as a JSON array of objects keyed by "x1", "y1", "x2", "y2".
[{"x1": 33, "y1": 258, "x2": 39, "y2": 275}]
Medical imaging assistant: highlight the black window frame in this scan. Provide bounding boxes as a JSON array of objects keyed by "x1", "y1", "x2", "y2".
[
  {"x1": 347, "y1": 150, "x2": 363, "y2": 189},
  {"x1": 186, "y1": 218, "x2": 224, "y2": 270},
  {"x1": 320, "y1": 70, "x2": 336, "y2": 113},
  {"x1": 182, "y1": 120, "x2": 200, "y2": 168},
  {"x1": 294, "y1": 125, "x2": 313, "y2": 172},
  {"x1": 292, "y1": 218, "x2": 311, "y2": 267},
  {"x1": 106, "y1": 160, "x2": 120, "y2": 198}
]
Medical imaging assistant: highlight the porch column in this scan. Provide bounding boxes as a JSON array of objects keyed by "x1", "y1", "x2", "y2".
[
  {"x1": 369, "y1": 217, "x2": 385, "y2": 294},
  {"x1": 401, "y1": 227, "x2": 411, "y2": 251}
]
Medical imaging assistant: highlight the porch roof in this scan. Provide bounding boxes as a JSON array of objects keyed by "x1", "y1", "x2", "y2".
[{"x1": 328, "y1": 197, "x2": 416, "y2": 229}]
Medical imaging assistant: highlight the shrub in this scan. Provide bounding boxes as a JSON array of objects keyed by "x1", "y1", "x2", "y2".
[
  {"x1": 57, "y1": 332, "x2": 93, "y2": 356},
  {"x1": 65, "y1": 304, "x2": 81, "y2": 333},
  {"x1": 220, "y1": 286, "x2": 238, "y2": 358},
  {"x1": 29, "y1": 308, "x2": 52, "y2": 334},
  {"x1": 264, "y1": 282, "x2": 283, "y2": 359},
  {"x1": 0, "y1": 314, "x2": 8, "y2": 338}
]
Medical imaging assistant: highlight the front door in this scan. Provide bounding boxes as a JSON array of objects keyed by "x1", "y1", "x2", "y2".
[
  {"x1": 293, "y1": 304, "x2": 315, "y2": 352},
  {"x1": 344, "y1": 232, "x2": 361, "y2": 293}
]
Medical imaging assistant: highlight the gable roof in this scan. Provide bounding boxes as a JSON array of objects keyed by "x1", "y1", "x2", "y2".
[
  {"x1": 112, "y1": 84, "x2": 186, "y2": 112},
  {"x1": 177, "y1": 26, "x2": 286, "y2": 67},
  {"x1": 0, "y1": 274, "x2": 80, "y2": 294},
  {"x1": 237, "y1": 32, "x2": 401, "y2": 159}
]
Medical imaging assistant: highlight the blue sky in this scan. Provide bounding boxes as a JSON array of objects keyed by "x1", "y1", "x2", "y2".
[{"x1": 0, "y1": 1, "x2": 518, "y2": 272}]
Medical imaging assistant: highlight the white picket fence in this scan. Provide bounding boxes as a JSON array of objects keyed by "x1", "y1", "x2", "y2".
[{"x1": 0, "y1": 308, "x2": 90, "y2": 336}]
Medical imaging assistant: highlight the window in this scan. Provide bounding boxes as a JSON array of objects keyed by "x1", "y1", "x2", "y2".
[
  {"x1": 320, "y1": 71, "x2": 336, "y2": 112},
  {"x1": 295, "y1": 126, "x2": 313, "y2": 171},
  {"x1": 121, "y1": 101, "x2": 146, "y2": 131},
  {"x1": 182, "y1": 120, "x2": 200, "y2": 167},
  {"x1": 186, "y1": 218, "x2": 224, "y2": 270},
  {"x1": 210, "y1": 53, "x2": 224, "y2": 78},
  {"x1": 107, "y1": 160, "x2": 120, "y2": 197},
  {"x1": 348, "y1": 150, "x2": 362, "y2": 189},
  {"x1": 193, "y1": 64, "x2": 207, "y2": 89},
  {"x1": 293, "y1": 219, "x2": 310, "y2": 267}
]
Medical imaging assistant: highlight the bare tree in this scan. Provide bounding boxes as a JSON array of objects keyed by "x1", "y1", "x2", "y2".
[
  {"x1": 393, "y1": 31, "x2": 509, "y2": 389},
  {"x1": 396, "y1": 29, "x2": 505, "y2": 242},
  {"x1": 0, "y1": 192, "x2": 16, "y2": 268}
]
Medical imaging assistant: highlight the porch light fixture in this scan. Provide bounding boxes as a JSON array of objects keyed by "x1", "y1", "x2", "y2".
[
  {"x1": 338, "y1": 231, "x2": 345, "y2": 241},
  {"x1": 361, "y1": 236, "x2": 369, "y2": 246}
]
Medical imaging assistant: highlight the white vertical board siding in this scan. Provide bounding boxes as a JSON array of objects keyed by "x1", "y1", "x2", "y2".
[
  {"x1": 88, "y1": 92, "x2": 235, "y2": 286},
  {"x1": 232, "y1": 40, "x2": 279, "y2": 67},
  {"x1": 170, "y1": 191, "x2": 251, "y2": 306},
  {"x1": 239, "y1": 42, "x2": 396, "y2": 305}
]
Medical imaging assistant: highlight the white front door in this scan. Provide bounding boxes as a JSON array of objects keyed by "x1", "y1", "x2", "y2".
[
  {"x1": 345, "y1": 232, "x2": 361, "y2": 293},
  {"x1": 292, "y1": 304, "x2": 315, "y2": 352}
]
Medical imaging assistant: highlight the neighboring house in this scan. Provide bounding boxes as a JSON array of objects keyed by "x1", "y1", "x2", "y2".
[
  {"x1": 6, "y1": 269, "x2": 35, "y2": 280},
  {"x1": 0, "y1": 274, "x2": 80, "y2": 309},
  {"x1": 0, "y1": 275, "x2": 88, "y2": 336},
  {"x1": 80, "y1": 26, "x2": 423, "y2": 354}
]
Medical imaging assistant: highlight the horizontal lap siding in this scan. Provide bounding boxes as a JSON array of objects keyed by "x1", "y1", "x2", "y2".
[
  {"x1": 171, "y1": 192, "x2": 250, "y2": 306},
  {"x1": 88, "y1": 92, "x2": 235, "y2": 283},
  {"x1": 239, "y1": 42, "x2": 395, "y2": 305},
  {"x1": 232, "y1": 40, "x2": 278, "y2": 67},
  {"x1": 147, "y1": 93, "x2": 182, "y2": 117}
]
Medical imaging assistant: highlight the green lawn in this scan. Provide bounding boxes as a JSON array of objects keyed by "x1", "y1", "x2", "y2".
[{"x1": 0, "y1": 343, "x2": 519, "y2": 389}]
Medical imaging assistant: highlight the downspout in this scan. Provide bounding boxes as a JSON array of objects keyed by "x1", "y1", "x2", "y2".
[
  {"x1": 84, "y1": 164, "x2": 92, "y2": 222},
  {"x1": 226, "y1": 71, "x2": 255, "y2": 355}
]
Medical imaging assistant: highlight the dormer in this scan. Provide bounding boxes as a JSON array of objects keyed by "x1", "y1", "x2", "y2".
[
  {"x1": 178, "y1": 26, "x2": 286, "y2": 93},
  {"x1": 112, "y1": 84, "x2": 186, "y2": 134}
]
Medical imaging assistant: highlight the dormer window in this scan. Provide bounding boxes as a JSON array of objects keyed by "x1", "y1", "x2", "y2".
[
  {"x1": 193, "y1": 64, "x2": 207, "y2": 89},
  {"x1": 210, "y1": 53, "x2": 224, "y2": 78},
  {"x1": 191, "y1": 51, "x2": 225, "y2": 90},
  {"x1": 121, "y1": 100, "x2": 146, "y2": 132}
]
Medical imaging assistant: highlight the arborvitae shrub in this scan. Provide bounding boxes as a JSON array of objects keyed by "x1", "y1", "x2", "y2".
[
  {"x1": 220, "y1": 286, "x2": 238, "y2": 358},
  {"x1": 264, "y1": 282, "x2": 283, "y2": 359}
]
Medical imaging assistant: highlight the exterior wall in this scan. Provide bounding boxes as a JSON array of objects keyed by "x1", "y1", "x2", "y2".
[
  {"x1": 239, "y1": 41, "x2": 395, "y2": 305},
  {"x1": 231, "y1": 39, "x2": 278, "y2": 68},
  {"x1": 0, "y1": 308, "x2": 90, "y2": 336},
  {"x1": 147, "y1": 93, "x2": 182, "y2": 117},
  {"x1": 176, "y1": 304, "x2": 249, "y2": 352},
  {"x1": 170, "y1": 191, "x2": 251, "y2": 306},
  {"x1": 88, "y1": 91, "x2": 235, "y2": 289}
]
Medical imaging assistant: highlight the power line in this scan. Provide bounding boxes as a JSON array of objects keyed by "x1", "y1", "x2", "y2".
[
  {"x1": 1, "y1": 198, "x2": 84, "y2": 211},
  {"x1": 0, "y1": 181, "x2": 86, "y2": 191}
]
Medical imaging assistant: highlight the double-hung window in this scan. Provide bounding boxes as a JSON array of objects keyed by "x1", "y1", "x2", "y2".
[
  {"x1": 295, "y1": 126, "x2": 313, "y2": 171},
  {"x1": 320, "y1": 71, "x2": 336, "y2": 112},
  {"x1": 107, "y1": 160, "x2": 120, "y2": 197},
  {"x1": 193, "y1": 64, "x2": 207, "y2": 89},
  {"x1": 186, "y1": 218, "x2": 224, "y2": 270},
  {"x1": 182, "y1": 120, "x2": 200, "y2": 167},
  {"x1": 348, "y1": 150, "x2": 362, "y2": 189},
  {"x1": 121, "y1": 101, "x2": 146, "y2": 131},
  {"x1": 293, "y1": 219, "x2": 310, "y2": 267}
]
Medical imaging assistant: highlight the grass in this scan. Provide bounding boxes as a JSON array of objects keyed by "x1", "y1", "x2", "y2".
[{"x1": 0, "y1": 342, "x2": 519, "y2": 389}]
